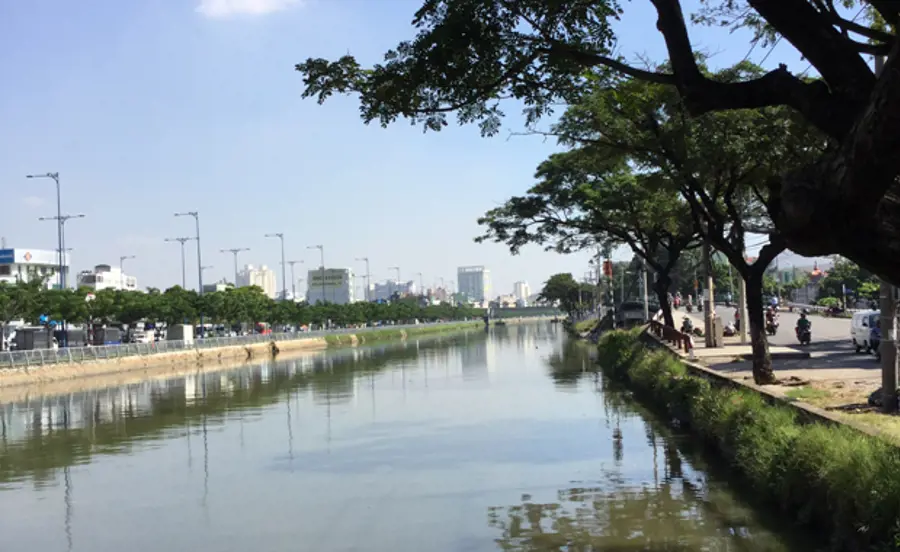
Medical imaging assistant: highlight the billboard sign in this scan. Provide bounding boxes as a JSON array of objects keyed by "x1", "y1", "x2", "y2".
[
  {"x1": 0, "y1": 249, "x2": 59, "y2": 266},
  {"x1": 308, "y1": 268, "x2": 350, "y2": 288}
]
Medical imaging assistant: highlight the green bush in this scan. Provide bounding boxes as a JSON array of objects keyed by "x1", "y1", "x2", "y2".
[
  {"x1": 817, "y1": 296, "x2": 841, "y2": 308},
  {"x1": 598, "y1": 329, "x2": 900, "y2": 551}
]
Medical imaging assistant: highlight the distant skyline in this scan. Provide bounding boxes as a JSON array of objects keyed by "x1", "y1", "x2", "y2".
[{"x1": 0, "y1": 0, "x2": 828, "y2": 296}]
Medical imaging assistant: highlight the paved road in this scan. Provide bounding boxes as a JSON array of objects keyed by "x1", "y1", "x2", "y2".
[{"x1": 676, "y1": 306, "x2": 851, "y2": 347}]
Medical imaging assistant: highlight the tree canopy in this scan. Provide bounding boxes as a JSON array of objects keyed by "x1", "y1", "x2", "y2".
[
  {"x1": 539, "y1": 273, "x2": 595, "y2": 316},
  {"x1": 0, "y1": 284, "x2": 482, "y2": 334},
  {"x1": 296, "y1": 0, "x2": 900, "y2": 283}
]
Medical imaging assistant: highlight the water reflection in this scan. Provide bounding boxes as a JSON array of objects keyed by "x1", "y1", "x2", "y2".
[
  {"x1": 0, "y1": 323, "x2": 815, "y2": 552},
  {"x1": 0, "y1": 332, "x2": 486, "y2": 486}
]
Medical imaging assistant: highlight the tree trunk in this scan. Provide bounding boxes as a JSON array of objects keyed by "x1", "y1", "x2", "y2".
[
  {"x1": 746, "y1": 269, "x2": 776, "y2": 385},
  {"x1": 654, "y1": 275, "x2": 675, "y2": 327}
]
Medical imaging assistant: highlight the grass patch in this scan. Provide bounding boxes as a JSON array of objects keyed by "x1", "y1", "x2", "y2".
[
  {"x1": 573, "y1": 319, "x2": 597, "y2": 333},
  {"x1": 325, "y1": 322, "x2": 481, "y2": 348},
  {"x1": 597, "y1": 329, "x2": 900, "y2": 552},
  {"x1": 784, "y1": 386, "x2": 833, "y2": 403}
]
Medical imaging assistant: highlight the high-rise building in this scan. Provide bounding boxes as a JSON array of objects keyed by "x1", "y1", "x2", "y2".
[
  {"x1": 307, "y1": 267, "x2": 354, "y2": 305},
  {"x1": 457, "y1": 266, "x2": 491, "y2": 303},
  {"x1": 237, "y1": 264, "x2": 277, "y2": 299},
  {"x1": 513, "y1": 281, "x2": 531, "y2": 305}
]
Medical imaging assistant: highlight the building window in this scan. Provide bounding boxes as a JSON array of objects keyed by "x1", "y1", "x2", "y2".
[{"x1": 0, "y1": 265, "x2": 9, "y2": 276}]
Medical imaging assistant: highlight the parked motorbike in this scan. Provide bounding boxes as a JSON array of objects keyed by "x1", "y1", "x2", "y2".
[{"x1": 796, "y1": 327, "x2": 811, "y2": 345}]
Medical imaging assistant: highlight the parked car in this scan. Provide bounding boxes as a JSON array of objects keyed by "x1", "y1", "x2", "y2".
[{"x1": 851, "y1": 310, "x2": 880, "y2": 353}]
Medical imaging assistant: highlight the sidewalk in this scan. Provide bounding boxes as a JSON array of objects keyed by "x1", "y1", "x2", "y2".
[
  {"x1": 654, "y1": 317, "x2": 895, "y2": 442},
  {"x1": 678, "y1": 311, "x2": 810, "y2": 361}
]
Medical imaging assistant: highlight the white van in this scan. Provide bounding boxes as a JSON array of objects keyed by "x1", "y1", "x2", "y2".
[{"x1": 851, "y1": 310, "x2": 879, "y2": 353}]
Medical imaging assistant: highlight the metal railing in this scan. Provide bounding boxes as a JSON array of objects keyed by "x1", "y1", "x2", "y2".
[{"x1": 0, "y1": 320, "x2": 483, "y2": 370}]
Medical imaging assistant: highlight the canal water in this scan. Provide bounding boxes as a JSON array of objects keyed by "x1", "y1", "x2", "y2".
[{"x1": 0, "y1": 323, "x2": 811, "y2": 552}]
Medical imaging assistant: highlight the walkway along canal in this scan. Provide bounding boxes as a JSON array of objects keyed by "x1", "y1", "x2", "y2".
[{"x1": 0, "y1": 323, "x2": 817, "y2": 551}]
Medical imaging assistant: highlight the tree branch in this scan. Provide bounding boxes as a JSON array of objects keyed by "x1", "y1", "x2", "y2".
[{"x1": 746, "y1": 0, "x2": 875, "y2": 100}]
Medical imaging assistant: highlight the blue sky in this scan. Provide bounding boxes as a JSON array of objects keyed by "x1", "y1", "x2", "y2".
[{"x1": 0, "y1": 0, "x2": 829, "y2": 297}]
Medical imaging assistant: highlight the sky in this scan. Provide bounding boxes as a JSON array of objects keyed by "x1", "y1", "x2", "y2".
[{"x1": 0, "y1": 0, "x2": 834, "y2": 298}]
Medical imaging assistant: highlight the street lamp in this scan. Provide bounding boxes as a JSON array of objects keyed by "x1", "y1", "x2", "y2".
[
  {"x1": 119, "y1": 255, "x2": 136, "y2": 276},
  {"x1": 388, "y1": 266, "x2": 400, "y2": 298},
  {"x1": 37, "y1": 213, "x2": 84, "y2": 288},
  {"x1": 175, "y1": 211, "x2": 203, "y2": 329},
  {"x1": 220, "y1": 248, "x2": 250, "y2": 287},
  {"x1": 265, "y1": 233, "x2": 287, "y2": 300},
  {"x1": 355, "y1": 257, "x2": 371, "y2": 301},
  {"x1": 174, "y1": 212, "x2": 202, "y2": 293},
  {"x1": 286, "y1": 260, "x2": 303, "y2": 300},
  {"x1": 307, "y1": 245, "x2": 325, "y2": 304},
  {"x1": 165, "y1": 237, "x2": 196, "y2": 289},
  {"x1": 26, "y1": 172, "x2": 63, "y2": 288}
]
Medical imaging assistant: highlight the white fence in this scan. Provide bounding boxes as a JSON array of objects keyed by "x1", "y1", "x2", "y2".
[{"x1": 0, "y1": 321, "x2": 480, "y2": 370}]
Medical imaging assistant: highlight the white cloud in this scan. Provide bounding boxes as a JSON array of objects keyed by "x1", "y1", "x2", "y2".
[
  {"x1": 22, "y1": 196, "x2": 45, "y2": 208},
  {"x1": 196, "y1": 0, "x2": 304, "y2": 18}
]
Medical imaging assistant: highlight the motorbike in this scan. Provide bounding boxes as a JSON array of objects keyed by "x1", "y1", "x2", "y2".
[
  {"x1": 796, "y1": 327, "x2": 811, "y2": 346},
  {"x1": 686, "y1": 304, "x2": 693, "y2": 313},
  {"x1": 723, "y1": 322, "x2": 736, "y2": 337},
  {"x1": 681, "y1": 317, "x2": 694, "y2": 335},
  {"x1": 766, "y1": 320, "x2": 779, "y2": 336}
]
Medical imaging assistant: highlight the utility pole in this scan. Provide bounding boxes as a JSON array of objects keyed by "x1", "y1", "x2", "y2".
[
  {"x1": 220, "y1": 248, "x2": 250, "y2": 287},
  {"x1": 355, "y1": 257, "x2": 371, "y2": 301},
  {"x1": 702, "y1": 232, "x2": 715, "y2": 347},
  {"x1": 389, "y1": 266, "x2": 400, "y2": 298},
  {"x1": 26, "y1": 172, "x2": 64, "y2": 288},
  {"x1": 307, "y1": 245, "x2": 325, "y2": 304},
  {"x1": 286, "y1": 260, "x2": 303, "y2": 301},
  {"x1": 166, "y1": 237, "x2": 195, "y2": 289}
]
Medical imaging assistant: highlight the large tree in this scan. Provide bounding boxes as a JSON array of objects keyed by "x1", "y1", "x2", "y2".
[
  {"x1": 296, "y1": 0, "x2": 900, "y2": 284},
  {"x1": 547, "y1": 65, "x2": 825, "y2": 383},
  {"x1": 477, "y1": 150, "x2": 697, "y2": 328}
]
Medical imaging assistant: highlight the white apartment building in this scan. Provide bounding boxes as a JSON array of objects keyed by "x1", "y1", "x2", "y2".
[
  {"x1": 77, "y1": 264, "x2": 138, "y2": 291},
  {"x1": 0, "y1": 248, "x2": 69, "y2": 289},
  {"x1": 513, "y1": 281, "x2": 531, "y2": 305},
  {"x1": 457, "y1": 266, "x2": 491, "y2": 303},
  {"x1": 307, "y1": 267, "x2": 354, "y2": 305},
  {"x1": 237, "y1": 264, "x2": 277, "y2": 299}
]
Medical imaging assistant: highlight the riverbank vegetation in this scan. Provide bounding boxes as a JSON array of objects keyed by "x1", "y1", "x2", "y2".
[
  {"x1": 0, "y1": 280, "x2": 481, "y2": 331},
  {"x1": 597, "y1": 328, "x2": 900, "y2": 551}
]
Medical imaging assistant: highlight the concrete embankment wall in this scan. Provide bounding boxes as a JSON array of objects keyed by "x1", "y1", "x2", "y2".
[
  {"x1": 0, "y1": 337, "x2": 329, "y2": 389},
  {"x1": 0, "y1": 321, "x2": 488, "y2": 390}
]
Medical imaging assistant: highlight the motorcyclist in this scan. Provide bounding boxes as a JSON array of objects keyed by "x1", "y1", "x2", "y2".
[
  {"x1": 765, "y1": 306, "x2": 778, "y2": 326},
  {"x1": 796, "y1": 311, "x2": 811, "y2": 333}
]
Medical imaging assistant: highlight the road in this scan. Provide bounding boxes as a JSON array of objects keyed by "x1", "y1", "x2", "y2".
[{"x1": 678, "y1": 305, "x2": 851, "y2": 347}]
